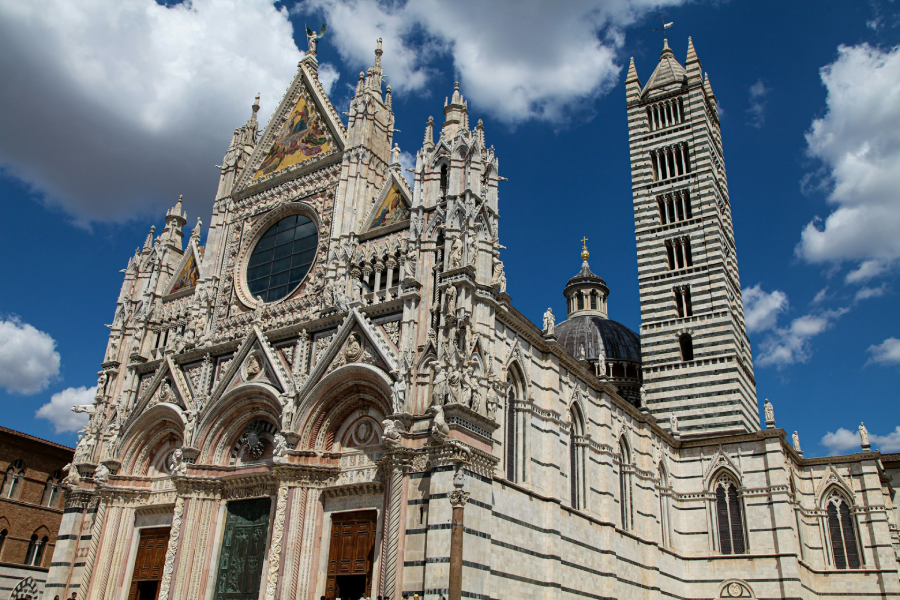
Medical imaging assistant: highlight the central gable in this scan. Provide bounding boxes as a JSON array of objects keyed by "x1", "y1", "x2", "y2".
[{"x1": 234, "y1": 60, "x2": 346, "y2": 194}]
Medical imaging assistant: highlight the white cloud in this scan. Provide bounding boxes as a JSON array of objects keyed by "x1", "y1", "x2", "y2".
[
  {"x1": 745, "y1": 79, "x2": 769, "y2": 128},
  {"x1": 0, "y1": 317, "x2": 60, "y2": 395},
  {"x1": 35, "y1": 386, "x2": 95, "y2": 433},
  {"x1": 757, "y1": 308, "x2": 848, "y2": 369},
  {"x1": 796, "y1": 44, "x2": 900, "y2": 280},
  {"x1": 867, "y1": 337, "x2": 900, "y2": 366},
  {"x1": 398, "y1": 150, "x2": 416, "y2": 189},
  {"x1": 0, "y1": 0, "x2": 305, "y2": 224},
  {"x1": 317, "y1": 62, "x2": 341, "y2": 96},
  {"x1": 854, "y1": 284, "x2": 887, "y2": 302},
  {"x1": 743, "y1": 284, "x2": 788, "y2": 333},
  {"x1": 301, "y1": 0, "x2": 689, "y2": 125},
  {"x1": 811, "y1": 286, "x2": 831, "y2": 305},
  {"x1": 821, "y1": 425, "x2": 900, "y2": 455}
]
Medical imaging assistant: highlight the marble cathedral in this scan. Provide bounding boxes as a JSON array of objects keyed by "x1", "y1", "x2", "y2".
[{"x1": 45, "y1": 33, "x2": 900, "y2": 600}]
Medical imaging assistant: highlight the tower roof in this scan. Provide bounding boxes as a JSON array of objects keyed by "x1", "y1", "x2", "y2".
[{"x1": 642, "y1": 39, "x2": 687, "y2": 94}]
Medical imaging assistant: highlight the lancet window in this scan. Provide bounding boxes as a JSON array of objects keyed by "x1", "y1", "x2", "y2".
[
  {"x1": 569, "y1": 404, "x2": 586, "y2": 510},
  {"x1": 505, "y1": 367, "x2": 525, "y2": 483},
  {"x1": 650, "y1": 143, "x2": 692, "y2": 182},
  {"x1": 41, "y1": 470, "x2": 62, "y2": 508},
  {"x1": 657, "y1": 190, "x2": 692, "y2": 225},
  {"x1": 647, "y1": 97, "x2": 686, "y2": 131},
  {"x1": 714, "y1": 473, "x2": 746, "y2": 555},
  {"x1": 25, "y1": 534, "x2": 48, "y2": 566},
  {"x1": 619, "y1": 439, "x2": 633, "y2": 530},
  {"x1": 665, "y1": 237, "x2": 693, "y2": 270},
  {"x1": 825, "y1": 491, "x2": 861, "y2": 569},
  {"x1": 2, "y1": 460, "x2": 24, "y2": 500}
]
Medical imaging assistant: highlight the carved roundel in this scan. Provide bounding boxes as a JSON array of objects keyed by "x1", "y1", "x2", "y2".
[{"x1": 235, "y1": 203, "x2": 320, "y2": 308}]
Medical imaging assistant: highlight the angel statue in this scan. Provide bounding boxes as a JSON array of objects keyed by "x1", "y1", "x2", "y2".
[{"x1": 305, "y1": 23, "x2": 327, "y2": 57}]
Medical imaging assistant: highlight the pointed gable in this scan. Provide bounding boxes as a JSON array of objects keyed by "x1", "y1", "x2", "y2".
[
  {"x1": 642, "y1": 39, "x2": 687, "y2": 96},
  {"x1": 363, "y1": 172, "x2": 412, "y2": 235},
  {"x1": 235, "y1": 60, "x2": 346, "y2": 193}
]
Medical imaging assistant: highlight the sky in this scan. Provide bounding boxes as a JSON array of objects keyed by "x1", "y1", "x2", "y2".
[{"x1": 0, "y1": 0, "x2": 898, "y2": 456}]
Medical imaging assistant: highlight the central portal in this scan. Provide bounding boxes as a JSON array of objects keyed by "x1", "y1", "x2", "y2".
[{"x1": 325, "y1": 510, "x2": 377, "y2": 599}]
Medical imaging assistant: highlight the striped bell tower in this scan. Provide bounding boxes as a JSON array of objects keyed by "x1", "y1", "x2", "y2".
[{"x1": 626, "y1": 37, "x2": 757, "y2": 436}]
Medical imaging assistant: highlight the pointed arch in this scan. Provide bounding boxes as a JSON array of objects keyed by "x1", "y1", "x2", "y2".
[
  {"x1": 822, "y1": 486, "x2": 862, "y2": 569},
  {"x1": 504, "y1": 361, "x2": 527, "y2": 483},
  {"x1": 658, "y1": 460, "x2": 672, "y2": 547},
  {"x1": 569, "y1": 402, "x2": 586, "y2": 510},
  {"x1": 618, "y1": 436, "x2": 633, "y2": 530},
  {"x1": 712, "y1": 469, "x2": 746, "y2": 555}
]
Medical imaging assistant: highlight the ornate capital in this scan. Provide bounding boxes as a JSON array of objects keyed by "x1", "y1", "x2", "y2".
[{"x1": 449, "y1": 489, "x2": 470, "y2": 508}]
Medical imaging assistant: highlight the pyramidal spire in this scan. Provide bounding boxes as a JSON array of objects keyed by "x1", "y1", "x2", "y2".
[
  {"x1": 625, "y1": 57, "x2": 641, "y2": 102},
  {"x1": 365, "y1": 38, "x2": 384, "y2": 92},
  {"x1": 423, "y1": 116, "x2": 435, "y2": 149},
  {"x1": 442, "y1": 82, "x2": 468, "y2": 138},
  {"x1": 685, "y1": 36, "x2": 702, "y2": 83},
  {"x1": 143, "y1": 225, "x2": 155, "y2": 253}
]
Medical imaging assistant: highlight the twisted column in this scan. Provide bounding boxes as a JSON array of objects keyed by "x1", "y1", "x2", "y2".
[
  {"x1": 157, "y1": 496, "x2": 185, "y2": 600},
  {"x1": 77, "y1": 497, "x2": 105, "y2": 598},
  {"x1": 263, "y1": 485, "x2": 289, "y2": 600},
  {"x1": 380, "y1": 463, "x2": 406, "y2": 598}
]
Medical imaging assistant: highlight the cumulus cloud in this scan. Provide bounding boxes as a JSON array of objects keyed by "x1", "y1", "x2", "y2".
[
  {"x1": 300, "y1": 0, "x2": 688, "y2": 124},
  {"x1": 35, "y1": 386, "x2": 95, "y2": 433},
  {"x1": 0, "y1": 317, "x2": 61, "y2": 395},
  {"x1": 796, "y1": 44, "x2": 900, "y2": 280},
  {"x1": 743, "y1": 284, "x2": 788, "y2": 333},
  {"x1": 0, "y1": 0, "x2": 306, "y2": 224},
  {"x1": 821, "y1": 425, "x2": 900, "y2": 455},
  {"x1": 745, "y1": 79, "x2": 769, "y2": 128},
  {"x1": 867, "y1": 337, "x2": 900, "y2": 366},
  {"x1": 757, "y1": 308, "x2": 848, "y2": 369},
  {"x1": 854, "y1": 284, "x2": 887, "y2": 302}
]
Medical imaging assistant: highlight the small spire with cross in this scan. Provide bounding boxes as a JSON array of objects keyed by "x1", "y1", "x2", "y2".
[{"x1": 581, "y1": 237, "x2": 590, "y2": 261}]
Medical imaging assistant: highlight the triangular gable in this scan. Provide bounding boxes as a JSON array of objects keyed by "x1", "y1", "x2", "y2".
[
  {"x1": 127, "y1": 356, "x2": 192, "y2": 427},
  {"x1": 363, "y1": 173, "x2": 412, "y2": 234},
  {"x1": 208, "y1": 326, "x2": 291, "y2": 404},
  {"x1": 703, "y1": 447, "x2": 743, "y2": 487},
  {"x1": 234, "y1": 61, "x2": 346, "y2": 193},
  {"x1": 296, "y1": 308, "x2": 398, "y2": 403},
  {"x1": 165, "y1": 240, "x2": 204, "y2": 296}
]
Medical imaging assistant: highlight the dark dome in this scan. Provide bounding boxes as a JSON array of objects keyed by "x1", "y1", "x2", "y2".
[{"x1": 555, "y1": 315, "x2": 641, "y2": 363}]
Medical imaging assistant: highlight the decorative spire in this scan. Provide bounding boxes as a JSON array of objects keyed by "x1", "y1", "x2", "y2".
[
  {"x1": 143, "y1": 226, "x2": 155, "y2": 252},
  {"x1": 625, "y1": 57, "x2": 641, "y2": 101},
  {"x1": 475, "y1": 119, "x2": 485, "y2": 147},
  {"x1": 685, "y1": 37, "x2": 702, "y2": 83},
  {"x1": 423, "y1": 116, "x2": 434, "y2": 149},
  {"x1": 581, "y1": 236, "x2": 590, "y2": 261},
  {"x1": 365, "y1": 38, "x2": 384, "y2": 92},
  {"x1": 385, "y1": 84, "x2": 392, "y2": 109},
  {"x1": 356, "y1": 71, "x2": 365, "y2": 95}
]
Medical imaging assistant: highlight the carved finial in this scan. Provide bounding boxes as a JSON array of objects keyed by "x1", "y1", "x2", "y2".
[
  {"x1": 356, "y1": 71, "x2": 365, "y2": 95},
  {"x1": 143, "y1": 225, "x2": 155, "y2": 252},
  {"x1": 252, "y1": 93, "x2": 260, "y2": 120},
  {"x1": 385, "y1": 84, "x2": 392, "y2": 108},
  {"x1": 424, "y1": 116, "x2": 434, "y2": 148},
  {"x1": 191, "y1": 217, "x2": 202, "y2": 242},
  {"x1": 581, "y1": 236, "x2": 589, "y2": 261}
]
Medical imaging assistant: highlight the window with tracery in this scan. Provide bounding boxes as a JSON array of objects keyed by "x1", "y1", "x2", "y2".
[
  {"x1": 714, "y1": 474, "x2": 746, "y2": 554},
  {"x1": 505, "y1": 378, "x2": 518, "y2": 482},
  {"x1": 619, "y1": 440, "x2": 633, "y2": 530},
  {"x1": 825, "y1": 492, "x2": 861, "y2": 569},
  {"x1": 2, "y1": 460, "x2": 24, "y2": 500}
]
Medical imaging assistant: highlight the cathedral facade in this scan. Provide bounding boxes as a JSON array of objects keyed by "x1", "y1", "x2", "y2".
[{"x1": 44, "y1": 35, "x2": 900, "y2": 600}]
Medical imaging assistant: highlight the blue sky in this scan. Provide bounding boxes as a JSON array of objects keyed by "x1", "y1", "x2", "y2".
[{"x1": 0, "y1": 0, "x2": 897, "y2": 455}]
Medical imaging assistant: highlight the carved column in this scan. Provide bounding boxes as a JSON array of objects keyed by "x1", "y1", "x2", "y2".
[
  {"x1": 263, "y1": 484, "x2": 289, "y2": 600},
  {"x1": 380, "y1": 452, "x2": 410, "y2": 599},
  {"x1": 76, "y1": 495, "x2": 104, "y2": 597},
  {"x1": 157, "y1": 496, "x2": 185, "y2": 600},
  {"x1": 447, "y1": 488, "x2": 469, "y2": 600}
]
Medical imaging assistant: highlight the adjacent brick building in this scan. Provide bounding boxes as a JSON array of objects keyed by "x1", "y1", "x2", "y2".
[{"x1": 0, "y1": 426, "x2": 74, "y2": 599}]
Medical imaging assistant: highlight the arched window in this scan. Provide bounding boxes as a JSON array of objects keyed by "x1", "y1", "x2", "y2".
[
  {"x1": 825, "y1": 492, "x2": 861, "y2": 569},
  {"x1": 440, "y1": 164, "x2": 449, "y2": 200},
  {"x1": 658, "y1": 463, "x2": 672, "y2": 547},
  {"x1": 25, "y1": 534, "x2": 40, "y2": 566},
  {"x1": 42, "y1": 470, "x2": 62, "y2": 508},
  {"x1": 505, "y1": 374, "x2": 518, "y2": 482},
  {"x1": 2, "y1": 460, "x2": 24, "y2": 500},
  {"x1": 569, "y1": 404, "x2": 586, "y2": 510},
  {"x1": 679, "y1": 333, "x2": 693, "y2": 361},
  {"x1": 714, "y1": 474, "x2": 746, "y2": 554},
  {"x1": 0, "y1": 529, "x2": 6, "y2": 559},
  {"x1": 619, "y1": 439, "x2": 632, "y2": 530}
]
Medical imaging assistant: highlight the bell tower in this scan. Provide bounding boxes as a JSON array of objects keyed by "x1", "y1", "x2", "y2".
[{"x1": 626, "y1": 37, "x2": 757, "y2": 435}]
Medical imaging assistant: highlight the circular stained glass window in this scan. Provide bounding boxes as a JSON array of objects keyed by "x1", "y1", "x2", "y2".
[{"x1": 246, "y1": 214, "x2": 318, "y2": 303}]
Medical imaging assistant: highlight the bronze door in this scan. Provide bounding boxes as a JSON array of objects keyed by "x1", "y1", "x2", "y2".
[
  {"x1": 213, "y1": 497, "x2": 272, "y2": 600},
  {"x1": 127, "y1": 527, "x2": 170, "y2": 600},
  {"x1": 325, "y1": 510, "x2": 377, "y2": 599}
]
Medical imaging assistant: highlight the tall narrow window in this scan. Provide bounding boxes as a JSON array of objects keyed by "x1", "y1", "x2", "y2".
[
  {"x1": 666, "y1": 242, "x2": 676, "y2": 270},
  {"x1": 684, "y1": 238, "x2": 693, "y2": 266},
  {"x1": 679, "y1": 333, "x2": 694, "y2": 361},
  {"x1": 570, "y1": 405, "x2": 585, "y2": 510},
  {"x1": 619, "y1": 440, "x2": 632, "y2": 530},
  {"x1": 505, "y1": 383, "x2": 517, "y2": 482},
  {"x1": 577, "y1": 294, "x2": 584, "y2": 310},
  {"x1": 3, "y1": 460, "x2": 24, "y2": 500},
  {"x1": 684, "y1": 287, "x2": 693, "y2": 316},
  {"x1": 25, "y1": 535, "x2": 39, "y2": 565},
  {"x1": 674, "y1": 289, "x2": 685, "y2": 318},
  {"x1": 659, "y1": 464, "x2": 671, "y2": 547},
  {"x1": 440, "y1": 164, "x2": 449, "y2": 200},
  {"x1": 826, "y1": 493, "x2": 861, "y2": 569},
  {"x1": 42, "y1": 470, "x2": 62, "y2": 508},
  {"x1": 650, "y1": 152, "x2": 659, "y2": 182},
  {"x1": 714, "y1": 475, "x2": 746, "y2": 555},
  {"x1": 590, "y1": 292, "x2": 597, "y2": 310},
  {"x1": 0, "y1": 529, "x2": 6, "y2": 559}
]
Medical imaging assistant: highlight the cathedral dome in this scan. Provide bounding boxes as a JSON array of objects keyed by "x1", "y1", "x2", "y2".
[{"x1": 555, "y1": 315, "x2": 641, "y2": 363}]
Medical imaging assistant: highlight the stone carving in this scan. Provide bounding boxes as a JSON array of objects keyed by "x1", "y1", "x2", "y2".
[
  {"x1": 382, "y1": 419, "x2": 403, "y2": 448},
  {"x1": 670, "y1": 414, "x2": 679, "y2": 436},
  {"x1": 390, "y1": 371, "x2": 407, "y2": 413},
  {"x1": 273, "y1": 433, "x2": 289, "y2": 460},
  {"x1": 428, "y1": 405, "x2": 450, "y2": 441},
  {"x1": 542, "y1": 307, "x2": 555, "y2": 335},
  {"x1": 93, "y1": 463, "x2": 110, "y2": 484},
  {"x1": 859, "y1": 422, "x2": 870, "y2": 449},
  {"x1": 792, "y1": 431, "x2": 802, "y2": 454},
  {"x1": 167, "y1": 448, "x2": 187, "y2": 475},
  {"x1": 764, "y1": 398, "x2": 775, "y2": 428},
  {"x1": 382, "y1": 321, "x2": 401, "y2": 346},
  {"x1": 305, "y1": 23, "x2": 327, "y2": 57},
  {"x1": 443, "y1": 284, "x2": 458, "y2": 315},
  {"x1": 244, "y1": 353, "x2": 263, "y2": 380},
  {"x1": 239, "y1": 421, "x2": 267, "y2": 460},
  {"x1": 431, "y1": 363, "x2": 447, "y2": 406},
  {"x1": 183, "y1": 411, "x2": 196, "y2": 447},
  {"x1": 344, "y1": 332, "x2": 364, "y2": 362},
  {"x1": 62, "y1": 462, "x2": 80, "y2": 489},
  {"x1": 449, "y1": 237, "x2": 463, "y2": 269}
]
